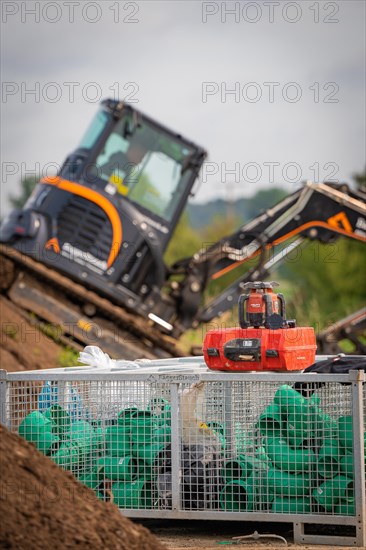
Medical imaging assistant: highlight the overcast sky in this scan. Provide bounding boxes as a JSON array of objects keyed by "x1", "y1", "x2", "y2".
[{"x1": 1, "y1": 0, "x2": 365, "y2": 216}]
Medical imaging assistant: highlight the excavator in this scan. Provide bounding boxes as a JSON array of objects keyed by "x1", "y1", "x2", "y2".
[{"x1": 1, "y1": 99, "x2": 365, "y2": 359}]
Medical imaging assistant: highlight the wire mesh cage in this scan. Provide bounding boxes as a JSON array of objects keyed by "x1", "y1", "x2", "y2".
[{"x1": 0, "y1": 358, "x2": 365, "y2": 546}]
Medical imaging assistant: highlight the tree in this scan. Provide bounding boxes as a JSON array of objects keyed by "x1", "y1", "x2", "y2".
[
  {"x1": 281, "y1": 239, "x2": 366, "y2": 329},
  {"x1": 243, "y1": 187, "x2": 288, "y2": 221},
  {"x1": 164, "y1": 212, "x2": 202, "y2": 266},
  {"x1": 9, "y1": 176, "x2": 39, "y2": 209}
]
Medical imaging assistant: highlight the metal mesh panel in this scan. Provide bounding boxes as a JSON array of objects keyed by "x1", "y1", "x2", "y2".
[
  {"x1": 1, "y1": 368, "x2": 364, "y2": 521},
  {"x1": 4, "y1": 377, "x2": 172, "y2": 510},
  {"x1": 176, "y1": 379, "x2": 357, "y2": 516}
]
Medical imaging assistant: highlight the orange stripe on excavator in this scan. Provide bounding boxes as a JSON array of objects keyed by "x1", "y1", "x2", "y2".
[
  {"x1": 41, "y1": 176, "x2": 122, "y2": 269},
  {"x1": 211, "y1": 220, "x2": 366, "y2": 281}
]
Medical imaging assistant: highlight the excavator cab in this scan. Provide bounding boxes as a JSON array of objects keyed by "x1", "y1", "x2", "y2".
[
  {"x1": 0, "y1": 100, "x2": 206, "y2": 325},
  {"x1": 62, "y1": 100, "x2": 204, "y2": 227}
]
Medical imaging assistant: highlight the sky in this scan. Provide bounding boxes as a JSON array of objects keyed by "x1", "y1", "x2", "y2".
[{"x1": 1, "y1": 0, "x2": 365, "y2": 217}]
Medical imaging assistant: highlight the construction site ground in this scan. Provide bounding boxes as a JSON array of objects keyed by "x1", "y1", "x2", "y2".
[
  {"x1": 0, "y1": 295, "x2": 358, "y2": 549},
  {"x1": 143, "y1": 519, "x2": 358, "y2": 549},
  {"x1": 0, "y1": 296, "x2": 63, "y2": 372}
]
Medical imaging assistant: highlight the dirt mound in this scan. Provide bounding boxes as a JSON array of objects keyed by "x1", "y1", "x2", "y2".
[
  {"x1": 0, "y1": 425, "x2": 165, "y2": 550},
  {"x1": 0, "y1": 296, "x2": 63, "y2": 371}
]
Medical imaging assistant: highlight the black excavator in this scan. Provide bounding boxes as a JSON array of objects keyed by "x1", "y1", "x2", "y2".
[{"x1": 1, "y1": 99, "x2": 365, "y2": 359}]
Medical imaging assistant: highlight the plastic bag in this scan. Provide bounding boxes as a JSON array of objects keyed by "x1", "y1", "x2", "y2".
[
  {"x1": 78, "y1": 346, "x2": 143, "y2": 370},
  {"x1": 180, "y1": 381, "x2": 216, "y2": 444},
  {"x1": 38, "y1": 380, "x2": 88, "y2": 420},
  {"x1": 78, "y1": 346, "x2": 116, "y2": 368}
]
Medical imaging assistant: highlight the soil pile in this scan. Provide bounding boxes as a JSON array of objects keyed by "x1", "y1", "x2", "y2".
[
  {"x1": 0, "y1": 425, "x2": 165, "y2": 550},
  {"x1": 0, "y1": 296, "x2": 63, "y2": 371}
]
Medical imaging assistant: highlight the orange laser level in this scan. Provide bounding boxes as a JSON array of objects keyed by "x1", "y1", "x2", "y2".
[{"x1": 203, "y1": 282, "x2": 316, "y2": 372}]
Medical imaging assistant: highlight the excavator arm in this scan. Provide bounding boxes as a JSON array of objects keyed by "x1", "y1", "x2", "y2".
[{"x1": 173, "y1": 182, "x2": 366, "y2": 330}]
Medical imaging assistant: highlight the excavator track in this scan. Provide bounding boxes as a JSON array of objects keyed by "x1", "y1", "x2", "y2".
[{"x1": 0, "y1": 244, "x2": 185, "y2": 359}]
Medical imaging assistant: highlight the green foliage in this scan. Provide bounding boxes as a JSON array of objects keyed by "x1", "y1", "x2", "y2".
[
  {"x1": 2, "y1": 324, "x2": 18, "y2": 339},
  {"x1": 283, "y1": 239, "x2": 366, "y2": 329},
  {"x1": 187, "y1": 187, "x2": 287, "y2": 229},
  {"x1": 243, "y1": 187, "x2": 288, "y2": 221},
  {"x1": 57, "y1": 347, "x2": 80, "y2": 368},
  {"x1": 9, "y1": 176, "x2": 38, "y2": 209},
  {"x1": 200, "y1": 213, "x2": 241, "y2": 243},
  {"x1": 38, "y1": 322, "x2": 81, "y2": 366},
  {"x1": 39, "y1": 322, "x2": 63, "y2": 343},
  {"x1": 164, "y1": 212, "x2": 202, "y2": 266},
  {"x1": 339, "y1": 334, "x2": 366, "y2": 353}
]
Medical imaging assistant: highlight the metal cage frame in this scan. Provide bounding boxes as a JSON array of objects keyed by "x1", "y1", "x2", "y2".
[{"x1": 0, "y1": 357, "x2": 365, "y2": 547}]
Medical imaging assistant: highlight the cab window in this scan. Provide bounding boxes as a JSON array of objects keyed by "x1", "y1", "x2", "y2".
[{"x1": 93, "y1": 115, "x2": 194, "y2": 221}]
